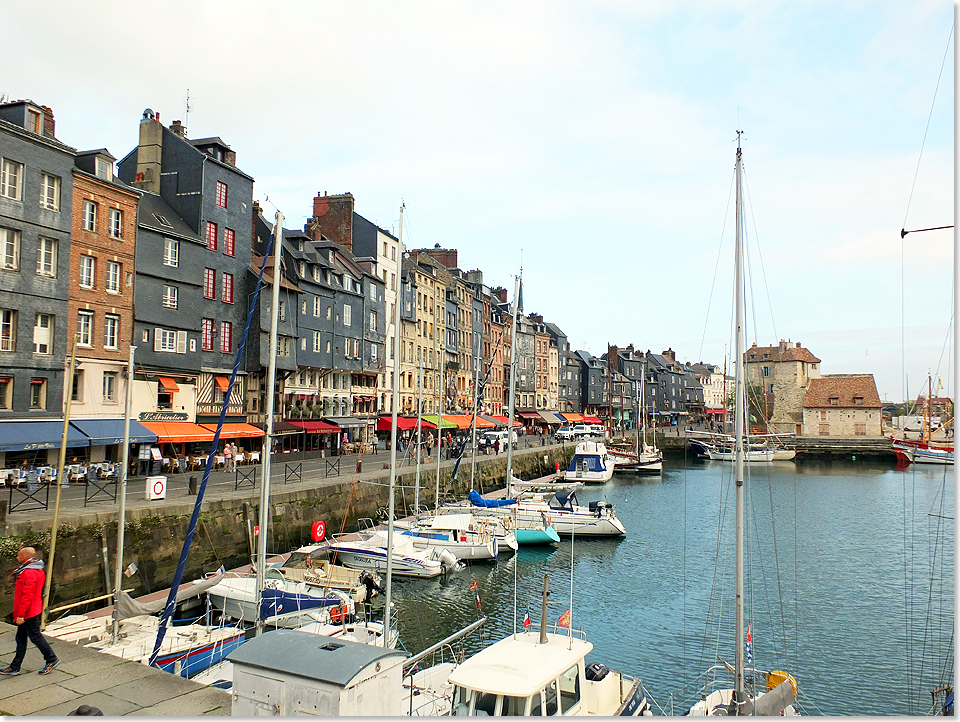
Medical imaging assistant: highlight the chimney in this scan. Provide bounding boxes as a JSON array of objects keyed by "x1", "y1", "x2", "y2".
[
  {"x1": 416, "y1": 246, "x2": 458, "y2": 270},
  {"x1": 309, "y1": 192, "x2": 355, "y2": 251},
  {"x1": 40, "y1": 106, "x2": 55, "y2": 137},
  {"x1": 492, "y1": 287, "x2": 507, "y2": 303},
  {"x1": 662, "y1": 348, "x2": 676, "y2": 362},
  {"x1": 134, "y1": 108, "x2": 163, "y2": 193},
  {"x1": 169, "y1": 120, "x2": 187, "y2": 138},
  {"x1": 796, "y1": 341, "x2": 801, "y2": 348},
  {"x1": 779, "y1": 339, "x2": 788, "y2": 353}
]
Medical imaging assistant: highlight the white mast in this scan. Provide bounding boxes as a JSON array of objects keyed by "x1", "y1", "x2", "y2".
[
  {"x1": 413, "y1": 354, "x2": 424, "y2": 512},
  {"x1": 505, "y1": 274, "x2": 521, "y2": 497},
  {"x1": 733, "y1": 134, "x2": 746, "y2": 701},
  {"x1": 433, "y1": 280, "x2": 442, "y2": 511},
  {"x1": 384, "y1": 203, "x2": 405, "y2": 647},
  {"x1": 112, "y1": 344, "x2": 136, "y2": 643},
  {"x1": 255, "y1": 210, "x2": 283, "y2": 637}
]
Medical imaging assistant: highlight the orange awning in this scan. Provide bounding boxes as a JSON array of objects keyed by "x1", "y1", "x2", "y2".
[
  {"x1": 561, "y1": 413, "x2": 583, "y2": 422},
  {"x1": 199, "y1": 423, "x2": 265, "y2": 439},
  {"x1": 443, "y1": 415, "x2": 495, "y2": 429},
  {"x1": 491, "y1": 416, "x2": 524, "y2": 427},
  {"x1": 158, "y1": 377, "x2": 180, "y2": 393},
  {"x1": 214, "y1": 376, "x2": 230, "y2": 391},
  {"x1": 140, "y1": 421, "x2": 214, "y2": 443}
]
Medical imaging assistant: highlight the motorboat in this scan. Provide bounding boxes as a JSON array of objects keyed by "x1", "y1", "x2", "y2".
[
  {"x1": 511, "y1": 489, "x2": 626, "y2": 537},
  {"x1": 562, "y1": 441, "x2": 615, "y2": 484},
  {"x1": 270, "y1": 542, "x2": 383, "y2": 603},
  {"x1": 393, "y1": 513, "x2": 501, "y2": 561},
  {"x1": 440, "y1": 490, "x2": 561, "y2": 545},
  {"x1": 204, "y1": 573, "x2": 357, "y2": 628},
  {"x1": 326, "y1": 518, "x2": 462, "y2": 578}
]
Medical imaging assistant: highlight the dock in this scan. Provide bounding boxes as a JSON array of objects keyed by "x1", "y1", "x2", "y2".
[{"x1": 0, "y1": 622, "x2": 230, "y2": 716}]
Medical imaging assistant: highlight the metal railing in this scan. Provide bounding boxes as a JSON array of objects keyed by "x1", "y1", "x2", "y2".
[
  {"x1": 9, "y1": 477, "x2": 50, "y2": 512},
  {"x1": 284, "y1": 463, "x2": 302, "y2": 484},
  {"x1": 84, "y1": 477, "x2": 118, "y2": 505},
  {"x1": 235, "y1": 466, "x2": 258, "y2": 491}
]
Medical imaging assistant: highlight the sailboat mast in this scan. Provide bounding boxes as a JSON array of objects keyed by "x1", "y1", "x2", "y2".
[
  {"x1": 434, "y1": 280, "x2": 442, "y2": 511},
  {"x1": 255, "y1": 210, "x2": 284, "y2": 637},
  {"x1": 414, "y1": 355, "x2": 424, "y2": 512},
  {"x1": 112, "y1": 344, "x2": 136, "y2": 644},
  {"x1": 733, "y1": 136, "x2": 746, "y2": 699},
  {"x1": 384, "y1": 203, "x2": 405, "y2": 647},
  {"x1": 505, "y1": 275, "x2": 521, "y2": 497}
]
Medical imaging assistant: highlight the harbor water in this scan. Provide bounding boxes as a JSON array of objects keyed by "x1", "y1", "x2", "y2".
[{"x1": 383, "y1": 455, "x2": 954, "y2": 716}]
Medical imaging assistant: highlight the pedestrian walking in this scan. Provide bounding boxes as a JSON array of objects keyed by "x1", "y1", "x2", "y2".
[
  {"x1": 223, "y1": 443, "x2": 234, "y2": 472},
  {"x1": 2, "y1": 547, "x2": 59, "y2": 676},
  {"x1": 494, "y1": 438, "x2": 500, "y2": 455}
]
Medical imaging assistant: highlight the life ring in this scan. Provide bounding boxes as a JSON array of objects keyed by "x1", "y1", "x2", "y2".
[
  {"x1": 330, "y1": 603, "x2": 346, "y2": 624},
  {"x1": 311, "y1": 520, "x2": 326, "y2": 542}
]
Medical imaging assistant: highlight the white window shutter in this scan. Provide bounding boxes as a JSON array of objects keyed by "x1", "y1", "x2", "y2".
[
  {"x1": 176, "y1": 330, "x2": 187, "y2": 354},
  {"x1": 154, "y1": 328, "x2": 162, "y2": 352}
]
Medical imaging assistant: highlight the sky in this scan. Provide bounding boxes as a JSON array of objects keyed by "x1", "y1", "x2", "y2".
[{"x1": 6, "y1": 1, "x2": 954, "y2": 404}]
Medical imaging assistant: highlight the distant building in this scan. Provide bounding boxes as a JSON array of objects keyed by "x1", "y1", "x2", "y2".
[
  {"x1": 802, "y1": 374, "x2": 882, "y2": 437},
  {"x1": 746, "y1": 339, "x2": 821, "y2": 434}
]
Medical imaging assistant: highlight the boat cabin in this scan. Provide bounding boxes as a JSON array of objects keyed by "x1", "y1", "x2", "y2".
[
  {"x1": 446, "y1": 630, "x2": 635, "y2": 716},
  {"x1": 228, "y1": 630, "x2": 408, "y2": 715}
]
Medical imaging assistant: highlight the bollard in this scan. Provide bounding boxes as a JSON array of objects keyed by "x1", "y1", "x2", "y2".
[
  {"x1": 0, "y1": 499, "x2": 6, "y2": 523},
  {"x1": 356, "y1": 459, "x2": 362, "y2": 473},
  {"x1": 188, "y1": 476, "x2": 198, "y2": 495}
]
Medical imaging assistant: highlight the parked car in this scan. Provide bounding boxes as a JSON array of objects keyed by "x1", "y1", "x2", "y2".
[
  {"x1": 556, "y1": 425, "x2": 577, "y2": 440},
  {"x1": 571, "y1": 424, "x2": 604, "y2": 438}
]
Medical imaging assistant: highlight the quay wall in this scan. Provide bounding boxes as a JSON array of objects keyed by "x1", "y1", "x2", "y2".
[{"x1": 0, "y1": 447, "x2": 573, "y2": 621}]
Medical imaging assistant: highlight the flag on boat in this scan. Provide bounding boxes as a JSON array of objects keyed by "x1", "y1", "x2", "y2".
[
  {"x1": 557, "y1": 609, "x2": 571, "y2": 628},
  {"x1": 745, "y1": 626, "x2": 753, "y2": 665},
  {"x1": 523, "y1": 613, "x2": 531, "y2": 630},
  {"x1": 470, "y1": 579, "x2": 477, "y2": 590}
]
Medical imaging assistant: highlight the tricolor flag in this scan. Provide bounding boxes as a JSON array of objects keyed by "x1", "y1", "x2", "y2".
[
  {"x1": 523, "y1": 613, "x2": 531, "y2": 630},
  {"x1": 557, "y1": 609, "x2": 571, "y2": 628},
  {"x1": 745, "y1": 626, "x2": 753, "y2": 665}
]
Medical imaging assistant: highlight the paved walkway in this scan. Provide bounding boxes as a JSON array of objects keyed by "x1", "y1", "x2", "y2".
[
  {"x1": 0, "y1": 622, "x2": 230, "y2": 716},
  {"x1": 2, "y1": 436, "x2": 568, "y2": 534}
]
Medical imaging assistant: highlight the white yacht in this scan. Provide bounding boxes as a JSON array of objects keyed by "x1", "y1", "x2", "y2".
[
  {"x1": 510, "y1": 489, "x2": 627, "y2": 537},
  {"x1": 326, "y1": 518, "x2": 461, "y2": 578},
  {"x1": 394, "y1": 512, "x2": 514, "y2": 560},
  {"x1": 563, "y1": 441, "x2": 615, "y2": 484}
]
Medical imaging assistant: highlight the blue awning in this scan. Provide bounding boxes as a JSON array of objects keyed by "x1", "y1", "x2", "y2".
[
  {"x1": 0, "y1": 420, "x2": 90, "y2": 452},
  {"x1": 70, "y1": 418, "x2": 158, "y2": 445}
]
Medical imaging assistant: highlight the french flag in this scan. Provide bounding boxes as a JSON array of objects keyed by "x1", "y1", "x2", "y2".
[{"x1": 523, "y1": 613, "x2": 531, "y2": 630}]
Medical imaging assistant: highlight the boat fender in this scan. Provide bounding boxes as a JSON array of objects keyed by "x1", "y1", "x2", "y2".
[
  {"x1": 311, "y1": 520, "x2": 326, "y2": 542},
  {"x1": 585, "y1": 663, "x2": 609, "y2": 681}
]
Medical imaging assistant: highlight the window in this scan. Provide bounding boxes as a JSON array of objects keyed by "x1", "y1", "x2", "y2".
[
  {"x1": 558, "y1": 665, "x2": 581, "y2": 714},
  {"x1": 104, "y1": 314, "x2": 119, "y2": 349},
  {"x1": 203, "y1": 268, "x2": 216, "y2": 299},
  {"x1": 313, "y1": 331, "x2": 321, "y2": 352},
  {"x1": 220, "y1": 321, "x2": 233, "y2": 353},
  {"x1": 391, "y1": 246, "x2": 396, "y2": 261},
  {"x1": 326, "y1": 340, "x2": 331, "y2": 353},
  {"x1": 301, "y1": 299, "x2": 307, "y2": 315},
  {"x1": 27, "y1": 109, "x2": 41, "y2": 134},
  {"x1": 206, "y1": 221, "x2": 218, "y2": 250},
  {"x1": 224, "y1": 228, "x2": 235, "y2": 256},
  {"x1": 761, "y1": 366, "x2": 771, "y2": 377},
  {"x1": 95, "y1": 158, "x2": 112, "y2": 181},
  {"x1": 828, "y1": 397, "x2": 839, "y2": 406},
  {"x1": 313, "y1": 297, "x2": 321, "y2": 316},
  {"x1": 819, "y1": 410, "x2": 828, "y2": 421},
  {"x1": 163, "y1": 285, "x2": 178, "y2": 309},
  {"x1": 30, "y1": 378, "x2": 46, "y2": 409},
  {"x1": 37, "y1": 238, "x2": 57, "y2": 277},
  {"x1": 1, "y1": 159, "x2": 23, "y2": 200},
  {"x1": 278, "y1": 299, "x2": 285, "y2": 320},
  {"x1": 0, "y1": 377, "x2": 10, "y2": 409},
  {"x1": 105, "y1": 261, "x2": 121, "y2": 293},
  {"x1": 854, "y1": 423, "x2": 867, "y2": 435},
  {"x1": 163, "y1": 238, "x2": 179, "y2": 267},
  {"x1": 326, "y1": 305, "x2": 332, "y2": 320},
  {"x1": 201, "y1": 318, "x2": 215, "y2": 351},
  {"x1": 215, "y1": 181, "x2": 228, "y2": 208},
  {"x1": 222, "y1": 273, "x2": 234, "y2": 303},
  {"x1": 83, "y1": 200, "x2": 97, "y2": 231},
  {"x1": 370, "y1": 310, "x2": 377, "y2": 331},
  {"x1": 854, "y1": 396, "x2": 864, "y2": 406},
  {"x1": 153, "y1": 213, "x2": 172, "y2": 228},
  {"x1": 40, "y1": 173, "x2": 60, "y2": 210},
  {"x1": 352, "y1": 338, "x2": 359, "y2": 357},
  {"x1": 1, "y1": 227, "x2": 20, "y2": 270},
  {"x1": 819, "y1": 423, "x2": 830, "y2": 436},
  {"x1": 77, "y1": 310, "x2": 94, "y2": 346},
  {"x1": 69, "y1": 370, "x2": 83, "y2": 402},
  {"x1": 0, "y1": 309, "x2": 15, "y2": 351},
  {"x1": 343, "y1": 304, "x2": 351, "y2": 327},
  {"x1": 371, "y1": 344, "x2": 378, "y2": 361},
  {"x1": 313, "y1": 266, "x2": 321, "y2": 282},
  {"x1": 370, "y1": 284, "x2": 377, "y2": 301},
  {"x1": 79, "y1": 255, "x2": 96, "y2": 288},
  {"x1": 154, "y1": 328, "x2": 185, "y2": 352},
  {"x1": 109, "y1": 208, "x2": 122, "y2": 238},
  {"x1": 298, "y1": 261, "x2": 305, "y2": 277},
  {"x1": 390, "y1": 273, "x2": 395, "y2": 290},
  {"x1": 33, "y1": 314, "x2": 53, "y2": 355},
  {"x1": 103, "y1": 371, "x2": 118, "y2": 402}
]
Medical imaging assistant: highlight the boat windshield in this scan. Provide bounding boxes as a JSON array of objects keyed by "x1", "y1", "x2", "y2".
[
  {"x1": 451, "y1": 687, "x2": 534, "y2": 716},
  {"x1": 282, "y1": 548, "x2": 331, "y2": 569}
]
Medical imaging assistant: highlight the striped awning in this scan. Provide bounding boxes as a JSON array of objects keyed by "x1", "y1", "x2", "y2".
[{"x1": 537, "y1": 411, "x2": 564, "y2": 425}]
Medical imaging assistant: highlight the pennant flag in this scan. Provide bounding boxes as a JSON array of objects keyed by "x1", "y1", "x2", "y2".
[
  {"x1": 470, "y1": 579, "x2": 478, "y2": 591},
  {"x1": 557, "y1": 609, "x2": 571, "y2": 628},
  {"x1": 216, "y1": 564, "x2": 226, "y2": 575},
  {"x1": 745, "y1": 626, "x2": 753, "y2": 665},
  {"x1": 523, "y1": 613, "x2": 531, "y2": 630},
  {"x1": 123, "y1": 562, "x2": 138, "y2": 578}
]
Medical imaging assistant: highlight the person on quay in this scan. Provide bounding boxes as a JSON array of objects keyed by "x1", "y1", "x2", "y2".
[{"x1": 2, "y1": 547, "x2": 59, "y2": 676}]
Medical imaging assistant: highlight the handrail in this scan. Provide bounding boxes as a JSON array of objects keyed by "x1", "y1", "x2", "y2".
[{"x1": 404, "y1": 616, "x2": 487, "y2": 670}]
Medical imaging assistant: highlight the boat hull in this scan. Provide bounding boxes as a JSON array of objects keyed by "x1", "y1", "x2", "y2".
[{"x1": 326, "y1": 543, "x2": 446, "y2": 578}]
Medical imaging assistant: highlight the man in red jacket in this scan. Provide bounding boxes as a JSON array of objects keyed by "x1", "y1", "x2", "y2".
[{"x1": 2, "y1": 547, "x2": 59, "y2": 675}]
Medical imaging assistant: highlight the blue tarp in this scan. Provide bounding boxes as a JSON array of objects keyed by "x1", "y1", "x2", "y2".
[
  {"x1": 70, "y1": 418, "x2": 158, "y2": 445},
  {"x1": 469, "y1": 489, "x2": 517, "y2": 507},
  {"x1": 0, "y1": 420, "x2": 90, "y2": 452},
  {"x1": 566, "y1": 454, "x2": 606, "y2": 473}
]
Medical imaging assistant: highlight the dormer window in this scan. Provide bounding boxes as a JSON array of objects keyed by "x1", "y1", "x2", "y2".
[
  {"x1": 854, "y1": 396, "x2": 864, "y2": 406},
  {"x1": 27, "y1": 108, "x2": 41, "y2": 134},
  {"x1": 828, "y1": 397, "x2": 839, "y2": 406},
  {"x1": 96, "y1": 158, "x2": 112, "y2": 181}
]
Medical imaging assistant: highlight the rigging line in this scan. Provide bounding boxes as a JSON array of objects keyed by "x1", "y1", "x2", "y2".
[
  {"x1": 901, "y1": 22, "x2": 954, "y2": 230},
  {"x1": 697, "y1": 169, "x2": 737, "y2": 362},
  {"x1": 741, "y1": 165, "x2": 778, "y2": 343}
]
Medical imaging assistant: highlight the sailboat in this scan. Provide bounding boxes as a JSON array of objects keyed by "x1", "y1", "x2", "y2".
[
  {"x1": 685, "y1": 134, "x2": 800, "y2": 716},
  {"x1": 892, "y1": 375, "x2": 954, "y2": 465}
]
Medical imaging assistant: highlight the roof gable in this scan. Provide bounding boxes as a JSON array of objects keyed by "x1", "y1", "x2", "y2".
[{"x1": 802, "y1": 375, "x2": 882, "y2": 408}]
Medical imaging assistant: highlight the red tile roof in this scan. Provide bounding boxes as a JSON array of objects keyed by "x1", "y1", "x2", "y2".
[
  {"x1": 802, "y1": 375, "x2": 882, "y2": 408},
  {"x1": 745, "y1": 342, "x2": 821, "y2": 364}
]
